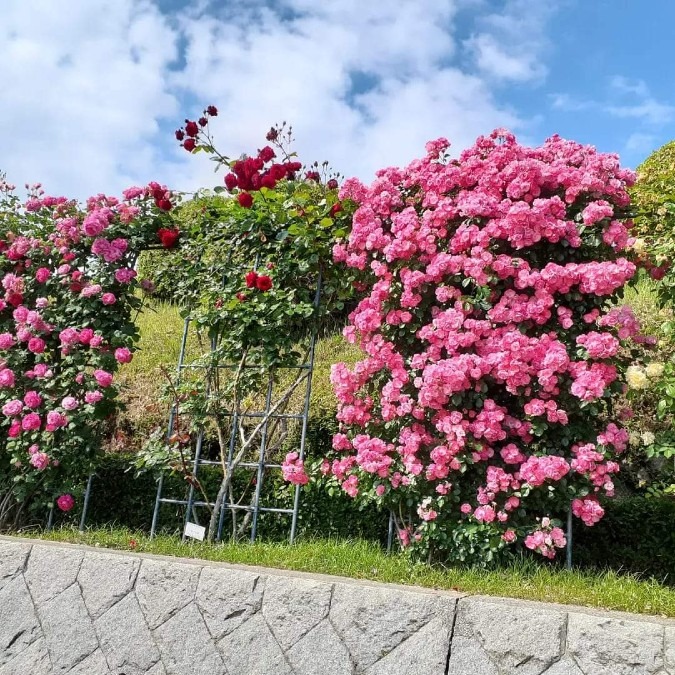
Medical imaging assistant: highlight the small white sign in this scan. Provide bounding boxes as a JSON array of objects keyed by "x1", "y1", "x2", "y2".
[{"x1": 184, "y1": 522, "x2": 206, "y2": 541}]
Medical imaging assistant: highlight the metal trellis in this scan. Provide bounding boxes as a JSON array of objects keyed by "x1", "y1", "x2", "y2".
[{"x1": 150, "y1": 276, "x2": 321, "y2": 543}]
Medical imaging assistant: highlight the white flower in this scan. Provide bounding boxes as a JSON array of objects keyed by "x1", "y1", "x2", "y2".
[
  {"x1": 626, "y1": 365, "x2": 649, "y2": 390},
  {"x1": 641, "y1": 431, "x2": 656, "y2": 446},
  {"x1": 645, "y1": 362, "x2": 664, "y2": 379}
]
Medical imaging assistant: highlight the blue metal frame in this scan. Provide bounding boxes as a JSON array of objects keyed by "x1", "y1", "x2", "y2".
[{"x1": 150, "y1": 275, "x2": 321, "y2": 543}]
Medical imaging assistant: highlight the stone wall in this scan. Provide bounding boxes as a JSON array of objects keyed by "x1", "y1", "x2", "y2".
[{"x1": 0, "y1": 537, "x2": 673, "y2": 674}]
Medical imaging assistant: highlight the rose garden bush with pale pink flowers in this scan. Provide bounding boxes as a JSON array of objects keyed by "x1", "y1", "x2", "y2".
[
  {"x1": 309, "y1": 130, "x2": 646, "y2": 564},
  {"x1": 0, "y1": 172, "x2": 179, "y2": 525}
]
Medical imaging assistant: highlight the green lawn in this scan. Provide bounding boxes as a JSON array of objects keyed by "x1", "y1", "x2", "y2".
[{"x1": 33, "y1": 526, "x2": 675, "y2": 619}]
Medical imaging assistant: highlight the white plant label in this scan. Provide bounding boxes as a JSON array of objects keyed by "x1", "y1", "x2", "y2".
[{"x1": 184, "y1": 522, "x2": 206, "y2": 541}]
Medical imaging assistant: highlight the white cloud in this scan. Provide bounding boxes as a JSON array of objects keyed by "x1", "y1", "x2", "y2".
[
  {"x1": 0, "y1": 0, "x2": 536, "y2": 198},
  {"x1": 0, "y1": 0, "x2": 179, "y2": 198},
  {"x1": 464, "y1": 0, "x2": 555, "y2": 83},
  {"x1": 625, "y1": 132, "x2": 657, "y2": 155}
]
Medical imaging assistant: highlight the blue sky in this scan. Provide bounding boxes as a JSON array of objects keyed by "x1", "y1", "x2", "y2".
[{"x1": 2, "y1": 0, "x2": 674, "y2": 199}]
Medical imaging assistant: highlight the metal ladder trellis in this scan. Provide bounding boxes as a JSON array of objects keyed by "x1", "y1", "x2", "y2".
[{"x1": 150, "y1": 277, "x2": 321, "y2": 543}]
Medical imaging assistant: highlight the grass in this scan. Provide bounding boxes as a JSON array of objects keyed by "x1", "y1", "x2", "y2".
[{"x1": 28, "y1": 526, "x2": 675, "y2": 619}]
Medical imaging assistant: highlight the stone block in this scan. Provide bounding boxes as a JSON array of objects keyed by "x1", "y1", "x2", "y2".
[
  {"x1": 218, "y1": 613, "x2": 291, "y2": 674},
  {"x1": 66, "y1": 649, "x2": 111, "y2": 674},
  {"x1": 365, "y1": 617, "x2": 451, "y2": 675},
  {"x1": 25, "y1": 544, "x2": 83, "y2": 605},
  {"x1": 95, "y1": 592, "x2": 161, "y2": 675},
  {"x1": 0, "y1": 638, "x2": 51, "y2": 675},
  {"x1": 135, "y1": 559, "x2": 200, "y2": 630},
  {"x1": 0, "y1": 541, "x2": 31, "y2": 591},
  {"x1": 0, "y1": 575, "x2": 42, "y2": 667},
  {"x1": 196, "y1": 566, "x2": 264, "y2": 639},
  {"x1": 262, "y1": 575, "x2": 332, "y2": 650},
  {"x1": 287, "y1": 620, "x2": 353, "y2": 675},
  {"x1": 79, "y1": 551, "x2": 140, "y2": 619},
  {"x1": 453, "y1": 597, "x2": 566, "y2": 675},
  {"x1": 567, "y1": 612, "x2": 665, "y2": 675},
  {"x1": 153, "y1": 602, "x2": 227, "y2": 675},
  {"x1": 37, "y1": 583, "x2": 99, "y2": 673},
  {"x1": 330, "y1": 583, "x2": 447, "y2": 672}
]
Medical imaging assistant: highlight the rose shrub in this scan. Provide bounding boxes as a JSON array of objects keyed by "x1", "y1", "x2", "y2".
[
  {"x1": 319, "y1": 130, "x2": 643, "y2": 563},
  {"x1": 135, "y1": 116, "x2": 356, "y2": 541},
  {"x1": 0, "y1": 173, "x2": 178, "y2": 524}
]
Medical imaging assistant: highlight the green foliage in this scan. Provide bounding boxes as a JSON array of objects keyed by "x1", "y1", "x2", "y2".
[
  {"x1": 574, "y1": 496, "x2": 675, "y2": 582},
  {"x1": 619, "y1": 273, "x2": 675, "y2": 493},
  {"x1": 630, "y1": 140, "x2": 675, "y2": 307}
]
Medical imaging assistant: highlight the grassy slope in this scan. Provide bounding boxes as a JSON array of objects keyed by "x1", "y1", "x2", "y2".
[{"x1": 35, "y1": 526, "x2": 675, "y2": 618}]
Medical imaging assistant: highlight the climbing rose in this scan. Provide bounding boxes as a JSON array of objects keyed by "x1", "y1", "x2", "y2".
[{"x1": 57, "y1": 494, "x2": 75, "y2": 512}]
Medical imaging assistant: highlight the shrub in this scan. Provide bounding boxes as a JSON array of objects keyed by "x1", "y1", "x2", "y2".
[
  {"x1": 322, "y1": 130, "x2": 642, "y2": 564},
  {"x1": 629, "y1": 140, "x2": 675, "y2": 305},
  {"x1": 0, "y1": 174, "x2": 179, "y2": 524},
  {"x1": 574, "y1": 496, "x2": 675, "y2": 581}
]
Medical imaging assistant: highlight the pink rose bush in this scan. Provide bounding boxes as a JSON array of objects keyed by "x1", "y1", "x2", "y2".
[
  {"x1": 321, "y1": 130, "x2": 640, "y2": 563},
  {"x1": 0, "y1": 177, "x2": 178, "y2": 520}
]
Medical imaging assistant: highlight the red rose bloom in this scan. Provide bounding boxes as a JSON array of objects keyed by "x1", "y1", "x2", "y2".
[
  {"x1": 183, "y1": 139, "x2": 196, "y2": 152},
  {"x1": 327, "y1": 178, "x2": 339, "y2": 190},
  {"x1": 156, "y1": 199, "x2": 173, "y2": 212},
  {"x1": 305, "y1": 171, "x2": 320, "y2": 182},
  {"x1": 258, "y1": 146, "x2": 276, "y2": 163},
  {"x1": 256, "y1": 275, "x2": 273, "y2": 292},
  {"x1": 224, "y1": 173, "x2": 238, "y2": 190},
  {"x1": 266, "y1": 127, "x2": 279, "y2": 141},
  {"x1": 157, "y1": 228, "x2": 180, "y2": 249},
  {"x1": 245, "y1": 271, "x2": 258, "y2": 288},
  {"x1": 330, "y1": 202, "x2": 343, "y2": 217},
  {"x1": 185, "y1": 120, "x2": 199, "y2": 137},
  {"x1": 260, "y1": 174, "x2": 276, "y2": 190},
  {"x1": 175, "y1": 129, "x2": 185, "y2": 141},
  {"x1": 206, "y1": 105, "x2": 218, "y2": 116},
  {"x1": 238, "y1": 192, "x2": 254, "y2": 208},
  {"x1": 236, "y1": 292, "x2": 247, "y2": 301},
  {"x1": 198, "y1": 117, "x2": 208, "y2": 127}
]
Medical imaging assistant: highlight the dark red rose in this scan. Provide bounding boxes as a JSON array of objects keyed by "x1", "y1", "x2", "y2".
[
  {"x1": 215, "y1": 299, "x2": 223, "y2": 309},
  {"x1": 260, "y1": 174, "x2": 276, "y2": 190},
  {"x1": 206, "y1": 105, "x2": 218, "y2": 116},
  {"x1": 258, "y1": 146, "x2": 276, "y2": 163},
  {"x1": 185, "y1": 120, "x2": 199, "y2": 137},
  {"x1": 7, "y1": 293, "x2": 23, "y2": 307},
  {"x1": 650, "y1": 265, "x2": 668, "y2": 280},
  {"x1": 245, "y1": 271, "x2": 258, "y2": 288},
  {"x1": 156, "y1": 199, "x2": 173, "y2": 212},
  {"x1": 236, "y1": 292, "x2": 247, "y2": 301},
  {"x1": 183, "y1": 139, "x2": 196, "y2": 152},
  {"x1": 305, "y1": 171, "x2": 320, "y2": 182},
  {"x1": 198, "y1": 117, "x2": 208, "y2": 127},
  {"x1": 69, "y1": 282, "x2": 83, "y2": 293},
  {"x1": 266, "y1": 127, "x2": 279, "y2": 141},
  {"x1": 330, "y1": 202, "x2": 343, "y2": 217},
  {"x1": 327, "y1": 178, "x2": 339, "y2": 190},
  {"x1": 256, "y1": 275, "x2": 273, "y2": 292},
  {"x1": 157, "y1": 228, "x2": 180, "y2": 249},
  {"x1": 175, "y1": 129, "x2": 185, "y2": 141},
  {"x1": 224, "y1": 173, "x2": 238, "y2": 190},
  {"x1": 238, "y1": 192, "x2": 253, "y2": 208}
]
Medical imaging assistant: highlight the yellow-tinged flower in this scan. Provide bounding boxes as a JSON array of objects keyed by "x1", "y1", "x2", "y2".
[
  {"x1": 645, "y1": 362, "x2": 665, "y2": 378},
  {"x1": 641, "y1": 431, "x2": 656, "y2": 446},
  {"x1": 632, "y1": 238, "x2": 647, "y2": 254},
  {"x1": 629, "y1": 431, "x2": 641, "y2": 447},
  {"x1": 626, "y1": 365, "x2": 649, "y2": 390}
]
